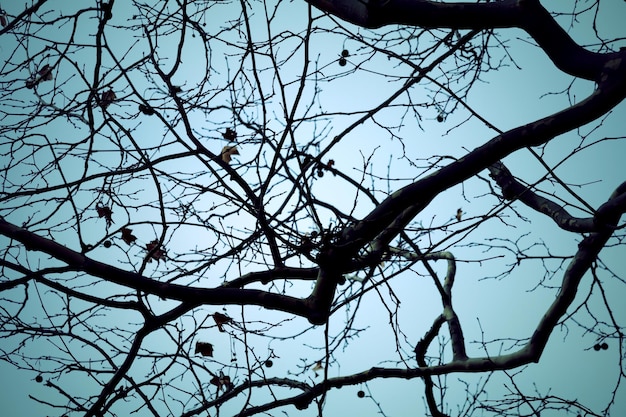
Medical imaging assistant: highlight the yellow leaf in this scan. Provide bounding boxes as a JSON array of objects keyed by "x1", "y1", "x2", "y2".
[{"x1": 221, "y1": 146, "x2": 239, "y2": 164}]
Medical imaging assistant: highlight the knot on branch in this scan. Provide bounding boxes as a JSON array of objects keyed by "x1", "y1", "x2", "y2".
[
  {"x1": 488, "y1": 162, "x2": 519, "y2": 200},
  {"x1": 593, "y1": 184, "x2": 626, "y2": 231}
]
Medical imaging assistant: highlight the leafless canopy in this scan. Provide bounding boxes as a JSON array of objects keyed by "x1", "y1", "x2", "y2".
[{"x1": 1, "y1": 1, "x2": 625, "y2": 416}]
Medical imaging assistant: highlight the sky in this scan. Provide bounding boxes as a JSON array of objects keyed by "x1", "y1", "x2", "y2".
[{"x1": 0, "y1": 1, "x2": 625, "y2": 416}]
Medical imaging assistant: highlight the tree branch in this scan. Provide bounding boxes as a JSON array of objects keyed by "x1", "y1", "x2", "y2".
[
  {"x1": 307, "y1": 0, "x2": 616, "y2": 81},
  {"x1": 488, "y1": 161, "x2": 596, "y2": 232},
  {"x1": 0, "y1": 217, "x2": 318, "y2": 321},
  {"x1": 337, "y1": 51, "x2": 626, "y2": 258}
]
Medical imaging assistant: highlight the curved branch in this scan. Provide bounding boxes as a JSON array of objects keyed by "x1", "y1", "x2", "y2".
[
  {"x1": 258, "y1": 186, "x2": 625, "y2": 413},
  {"x1": 415, "y1": 314, "x2": 449, "y2": 417},
  {"x1": 338, "y1": 52, "x2": 626, "y2": 258},
  {"x1": 595, "y1": 181, "x2": 626, "y2": 230},
  {"x1": 224, "y1": 266, "x2": 319, "y2": 287},
  {"x1": 307, "y1": 0, "x2": 616, "y2": 81},
  {"x1": 0, "y1": 217, "x2": 318, "y2": 321},
  {"x1": 86, "y1": 302, "x2": 196, "y2": 417},
  {"x1": 0, "y1": 0, "x2": 49, "y2": 35},
  {"x1": 488, "y1": 161, "x2": 596, "y2": 232},
  {"x1": 527, "y1": 191, "x2": 623, "y2": 357}
]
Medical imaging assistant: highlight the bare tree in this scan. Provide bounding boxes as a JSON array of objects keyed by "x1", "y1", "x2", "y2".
[{"x1": 1, "y1": 1, "x2": 625, "y2": 416}]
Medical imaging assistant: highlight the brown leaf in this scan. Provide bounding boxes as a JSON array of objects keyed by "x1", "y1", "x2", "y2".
[
  {"x1": 96, "y1": 204, "x2": 113, "y2": 227},
  {"x1": 121, "y1": 228, "x2": 137, "y2": 245},
  {"x1": 25, "y1": 64, "x2": 53, "y2": 89},
  {"x1": 222, "y1": 128, "x2": 237, "y2": 141},
  {"x1": 145, "y1": 239, "x2": 166, "y2": 262},
  {"x1": 210, "y1": 372, "x2": 234, "y2": 391},
  {"x1": 221, "y1": 146, "x2": 239, "y2": 164},
  {"x1": 195, "y1": 341, "x2": 214, "y2": 357},
  {"x1": 212, "y1": 312, "x2": 232, "y2": 332},
  {"x1": 0, "y1": 13, "x2": 7, "y2": 27},
  {"x1": 38, "y1": 64, "x2": 53, "y2": 81},
  {"x1": 100, "y1": 89, "x2": 116, "y2": 108},
  {"x1": 220, "y1": 375, "x2": 234, "y2": 392},
  {"x1": 312, "y1": 360, "x2": 323, "y2": 377},
  {"x1": 96, "y1": 205, "x2": 112, "y2": 218}
]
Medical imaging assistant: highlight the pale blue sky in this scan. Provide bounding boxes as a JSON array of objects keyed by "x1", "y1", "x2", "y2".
[{"x1": 1, "y1": 1, "x2": 625, "y2": 416}]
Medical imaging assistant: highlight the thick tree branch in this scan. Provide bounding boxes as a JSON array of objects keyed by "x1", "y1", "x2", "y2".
[
  {"x1": 1, "y1": 3, "x2": 624, "y2": 415},
  {"x1": 415, "y1": 314, "x2": 449, "y2": 417},
  {"x1": 527, "y1": 185, "x2": 624, "y2": 357},
  {"x1": 595, "y1": 182, "x2": 626, "y2": 230},
  {"x1": 86, "y1": 302, "x2": 196, "y2": 417},
  {"x1": 337, "y1": 51, "x2": 626, "y2": 260},
  {"x1": 307, "y1": 0, "x2": 615, "y2": 81},
  {"x1": 0, "y1": 217, "x2": 320, "y2": 321},
  {"x1": 0, "y1": 0, "x2": 49, "y2": 36},
  {"x1": 224, "y1": 266, "x2": 319, "y2": 287},
  {"x1": 273, "y1": 186, "x2": 625, "y2": 413},
  {"x1": 488, "y1": 161, "x2": 597, "y2": 232}
]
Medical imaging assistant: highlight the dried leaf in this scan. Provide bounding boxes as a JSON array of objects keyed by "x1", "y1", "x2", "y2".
[
  {"x1": 145, "y1": 239, "x2": 166, "y2": 262},
  {"x1": 221, "y1": 375, "x2": 234, "y2": 392},
  {"x1": 96, "y1": 205, "x2": 112, "y2": 218},
  {"x1": 121, "y1": 227, "x2": 137, "y2": 245},
  {"x1": 210, "y1": 372, "x2": 234, "y2": 392},
  {"x1": 212, "y1": 312, "x2": 232, "y2": 332},
  {"x1": 0, "y1": 13, "x2": 7, "y2": 27},
  {"x1": 195, "y1": 341, "x2": 214, "y2": 357},
  {"x1": 38, "y1": 64, "x2": 53, "y2": 81},
  {"x1": 222, "y1": 128, "x2": 237, "y2": 141},
  {"x1": 25, "y1": 64, "x2": 54, "y2": 89},
  {"x1": 221, "y1": 146, "x2": 239, "y2": 164},
  {"x1": 96, "y1": 204, "x2": 113, "y2": 227},
  {"x1": 100, "y1": 89, "x2": 116, "y2": 108},
  {"x1": 312, "y1": 360, "x2": 323, "y2": 377}
]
